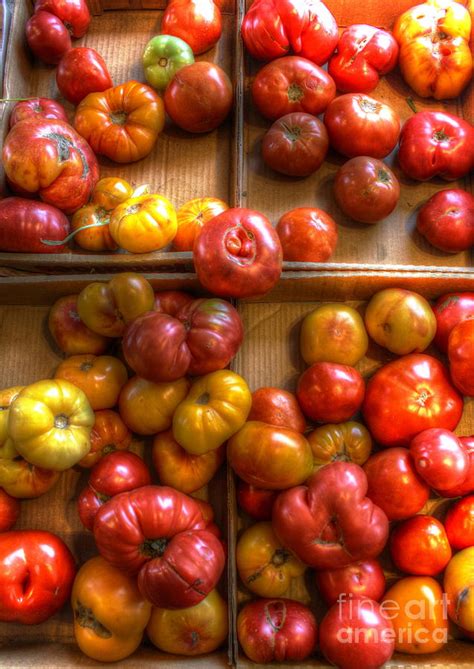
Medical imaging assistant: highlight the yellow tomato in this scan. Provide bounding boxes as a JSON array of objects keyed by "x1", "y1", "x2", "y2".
[
  {"x1": 92, "y1": 177, "x2": 134, "y2": 210},
  {"x1": 444, "y1": 547, "x2": 474, "y2": 632},
  {"x1": 173, "y1": 197, "x2": 229, "y2": 251},
  {"x1": 308, "y1": 421, "x2": 373, "y2": 471},
  {"x1": 109, "y1": 194, "x2": 177, "y2": 253},
  {"x1": 173, "y1": 370, "x2": 252, "y2": 455},
  {"x1": 0, "y1": 386, "x2": 23, "y2": 459},
  {"x1": 8, "y1": 379, "x2": 94, "y2": 471}
]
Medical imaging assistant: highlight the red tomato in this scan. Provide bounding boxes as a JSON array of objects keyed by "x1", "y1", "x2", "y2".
[
  {"x1": 445, "y1": 495, "x2": 474, "y2": 550},
  {"x1": 439, "y1": 436, "x2": 474, "y2": 497},
  {"x1": 237, "y1": 598, "x2": 318, "y2": 663},
  {"x1": 328, "y1": 24, "x2": 399, "y2": 93},
  {"x1": 164, "y1": 62, "x2": 232, "y2": 133},
  {"x1": 48, "y1": 294, "x2": 110, "y2": 356},
  {"x1": 398, "y1": 111, "x2": 474, "y2": 181},
  {"x1": 262, "y1": 112, "x2": 329, "y2": 177},
  {"x1": 56, "y1": 47, "x2": 113, "y2": 105},
  {"x1": 34, "y1": 0, "x2": 91, "y2": 38},
  {"x1": 433, "y1": 292, "x2": 474, "y2": 353},
  {"x1": 193, "y1": 208, "x2": 283, "y2": 298},
  {"x1": 417, "y1": 189, "x2": 474, "y2": 253},
  {"x1": 0, "y1": 490, "x2": 20, "y2": 532},
  {"x1": 0, "y1": 530, "x2": 76, "y2": 624},
  {"x1": 249, "y1": 387, "x2": 306, "y2": 433},
  {"x1": 9, "y1": 98, "x2": 68, "y2": 128},
  {"x1": 252, "y1": 56, "x2": 336, "y2": 120},
  {"x1": 0, "y1": 197, "x2": 70, "y2": 253},
  {"x1": 236, "y1": 479, "x2": 278, "y2": 520},
  {"x1": 410, "y1": 428, "x2": 469, "y2": 491},
  {"x1": 276, "y1": 207, "x2": 338, "y2": 262},
  {"x1": 315, "y1": 559, "x2": 386, "y2": 607},
  {"x1": 25, "y1": 10, "x2": 71, "y2": 65},
  {"x1": 161, "y1": 0, "x2": 222, "y2": 55},
  {"x1": 334, "y1": 156, "x2": 400, "y2": 224},
  {"x1": 324, "y1": 93, "x2": 400, "y2": 159},
  {"x1": 297, "y1": 362, "x2": 365, "y2": 423},
  {"x1": 362, "y1": 354, "x2": 463, "y2": 448},
  {"x1": 390, "y1": 516, "x2": 452, "y2": 576},
  {"x1": 154, "y1": 290, "x2": 194, "y2": 316},
  {"x1": 448, "y1": 318, "x2": 474, "y2": 396}
]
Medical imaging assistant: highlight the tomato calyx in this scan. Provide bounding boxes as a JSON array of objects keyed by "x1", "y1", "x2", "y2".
[
  {"x1": 80, "y1": 361, "x2": 94, "y2": 372},
  {"x1": 189, "y1": 630, "x2": 200, "y2": 648},
  {"x1": 281, "y1": 122, "x2": 302, "y2": 142},
  {"x1": 455, "y1": 587, "x2": 470, "y2": 621},
  {"x1": 196, "y1": 392, "x2": 210, "y2": 405},
  {"x1": 264, "y1": 600, "x2": 287, "y2": 632},
  {"x1": 433, "y1": 128, "x2": 450, "y2": 143},
  {"x1": 75, "y1": 600, "x2": 112, "y2": 638},
  {"x1": 102, "y1": 443, "x2": 117, "y2": 455},
  {"x1": 47, "y1": 132, "x2": 72, "y2": 161},
  {"x1": 287, "y1": 83, "x2": 304, "y2": 103},
  {"x1": 378, "y1": 168, "x2": 391, "y2": 183},
  {"x1": 358, "y1": 97, "x2": 379, "y2": 114},
  {"x1": 141, "y1": 537, "x2": 169, "y2": 557},
  {"x1": 349, "y1": 35, "x2": 370, "y2": 65},
  {"x1": 223, "y1": 225, "x2": 257, "y2": 266},
  {"x1": 158, "y1": 57, "x2": 168, "y2": 67},
  {"x1": 54, "y1": 414, "x2": 69, "y2": 429},
  {"x1": 110, "y1": 111, "x2": 128, "y2": 126}
]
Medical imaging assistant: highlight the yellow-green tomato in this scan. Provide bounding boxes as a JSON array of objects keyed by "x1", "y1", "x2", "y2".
[{"x1": 143, "y1": 35, "x2": 195, "y2": 91}]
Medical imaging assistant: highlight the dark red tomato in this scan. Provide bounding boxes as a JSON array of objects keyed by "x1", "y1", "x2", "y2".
[
  {"x1": 417, "y1": 189, "x2": 474, "y2": 253},
  {"x1": 9, "y1": 98, "x2": 68, "y2": 129},
  {"x1": 0, "y1": 490, "x2": 20, "y2": 532},
  {"x1": 410, "y1": 428, "x2": 469, "y2": 491},
  {"x1": 164, "y1": 62, "x2": 233, "y2": 133},
  {"x1": 433, "y1": 292, "x2": 474, "y2": 353},
  {"x1": 0, "y1": 530, "x2": 76, "y2": 624},
  {"x1": 297, "y1": 362, "x2": 365, "y2": 423},
  {"x1": 249, "y1": 387, "x2": 306, "y2": 433},
  {"x1": 445, "y1": 495, "x2": 474, "y2": 550},
  {"x1": 334, "y1": 157, "x2": 400, "y2": 224},
  {"x1": 34, "y1": 0, "x2": 91, "y2": 38},
  {"x1": 328, "y1": 24, "x2": 399, "y2": 93},
  {"x1": 448, "y1": 319, "x2": 474, "y2": 396},
  {"x1": 161, "y1": 0, "x2": 222, "y2": 55},
  {"x1": 252, "y1": 56, "x2": 336, "y2": 121},
  {"x1": 362, "y1": 354, "x2": 463, "y2": 448},
  {"x1": 315, "y1": 559, "x2": 386, "y2": 607},
  {"x1": 276, "y1": 207, "x2": 338, "y2": 262},
  {"x1": 0, "y1": 198, "x2": 70, "y2": 253},
  {"x1": 236, "y1": 479, "x2": 278, "y2": 521},
  {"x1": 193, "y1": 208, "x2": 283, "y2": 298},
  {"x1": 56, "y1": 47, "x2": 113, "y2": 105},
  {"x1": 390, "y1": 516, "x2": 452, "y2": 576},
  {"x1": 438, "y1": 436, "x2": 474, "y2": 497},
  {"x1": 25, "y1": 10, "x2": 71, "y2": 65},
  {"x1": 324, "y1": 93, "x2": 400, "y2": 159},
  {"x1": 154, "y1": 291, "x2": 193, "y2": 317},
  {"x1": 262, "y1": 112, "x2": 329, "y2": 177}
]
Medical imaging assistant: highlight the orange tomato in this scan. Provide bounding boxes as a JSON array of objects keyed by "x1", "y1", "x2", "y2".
[
  {"x1": 71, "y1": 204, "x2": 117, "y2": 251},
  {"x1": 444, "y1": 547, "x2": 474, "y2": 632},
  {"x1": 109, "y1": 194, "x2": 177, "y2": 253},
  {"x1": 79, "y1": 409, "x2": 132, "y2": 468},
  {"x1": 48, "y1": 295, "x2": 111, "y2": 356},
  {"x1": 119, "y1": 376, "x2": 190, "y2": 435},
  {"x1": 54, "y1": 355, "x2": 128, "y2": 410},
  {"x1": 308, "y1": 421, "x2": 373, "y2": 471},
  {"x1": 152, "y1": 430, "x2": 225, "y2": 494},
  {"x1": 173, "y1": 197, "x2": 229, "y2": 251},
  {"x1": 0, "y1": 458, "x2": 60, "y2": 498},
  {"x1": 92, "y1": 177, "x2": 134, "y2": 210}
]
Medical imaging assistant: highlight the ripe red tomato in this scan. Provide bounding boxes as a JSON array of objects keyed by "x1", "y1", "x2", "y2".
[
  {"x1": 164, "y1": 62, "x2": 232, "y2": 133},
  {"x1": 417, "y1": 189, "x2": 474, "y2": 253},
  {"x1": 25, "y1": 10, "x2": 71, "y2": 65},
  {"x1": 236, "y1": 479, "x2": 278, "y2": 521},
  {"x1": 161, "y1": 0, "x2": 222, "y2": 55},
  {"x1": 334, "y1": 157, "x2": 400, "y2": 224},
  {"x1": 48, "y1": 294, "x2": 110, "y2": 356},
  {"x1": 34, "y1": 0, "x2": 91, "y2": 38},
  {"x1": 0, "y1": 197, "x2": 70, "y2": 253},
  {"x1": 410, "y1": 428, "x2": 469, "y2": 491},
  {"x1": 324, "y1": 93, "x2": 400, "y2": 159},
  {"x1": 248, "y1": 387, "x2": 306, "y2": 433},
  {"x1": 193, "y1": 208, "x2": 283, "y2": 298},
  {"x1": 262, "y1": 112, "x2": 329, "y2": 176},
  {"x1": 56, "y1": 47, "x2": 113, "y2": 105},
  {"x1": 315, "y1": 559, "x2": 386, "y2": 607},
  {"x1": 390, "y1": 516, "x2": 452, "y2": 576},
  {"x1": 9, "y1": 98, "x2": 68, "y2": 128},
  {"x1": 445, "y1": 495, "x2": 474, "y2": 550},
  {"x1": 448, "y1": 318, "x2": 474, "y2": 396},
  {"x1": 438, "y1": 436, "x2": 474, "y2": 497},
  {"x1": 297, "y1": 362, "x2": 365, "y2": 423},
  {"x1": 154, "y1": 290, "x2": 193, "y2": 316},
  {"x1": 0, "y1": 490, "x2": 20, "y2": 532},
  {"x1": 433, "y1": 292, "x2": 474, "y2": 353},
  {"x1": 276, "y1": 207, "x2": 338, "y2": 262},
  {"x1": 252, "y1": 56, "x2": 336, "y2": 120}
]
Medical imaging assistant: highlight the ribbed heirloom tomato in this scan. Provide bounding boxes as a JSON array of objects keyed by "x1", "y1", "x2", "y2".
[
  {"x1": 308, "y1": 421, "x2": 373, "y2": 470},
  {"x1": 109, "y1": 194, "x2": 177, "y2": 253}
]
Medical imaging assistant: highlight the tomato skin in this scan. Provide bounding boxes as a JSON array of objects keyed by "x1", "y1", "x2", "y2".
[
  {"x1": 236, "y1": 479, "x2": 278, "y2": 520},
  {"x1": 161, "y1": 0, "x2": 222, "y2": 55},
  {"x1": 193, "y1": 208, "x2": 283, "y2": 299},
  {"x1": 410, "y1": 428, "x2": 469, "y2": 490},
  {"x1": 445, "y1": 495, "x2": 474, "y2": 550},
  {"x1": 262, "y1": 112, "x2": 329, "y2": 177},
  {"x1": 0, "y1": 490, "x2": 20, "y2": 532},
  {"x1": 164, "y1": 62, "x2": 232, "y2": 133},
  {"x1": 417, "y1": 189, "x2": 474, "y2": 253},
  {"x1": 308, "y1": 421, "x2": 373, "y2": 470},
  {"x1": 249, "y1": 387, "x2": 306, "y2": 433},
  {"x1": 154, "y1": 290, "x2": 194, "y2": 316},
  {"x1": 9, "y1": 98, "x2": 68, "y2": 129},
  {"x1": 109, "y1": 194, "x2": 177, "y2": 253},
  {"x1": 0, "y1": 530, "x2": 76, "y2": 624},
  {"x1": 362, "y1": 354, "x2": 463, "y2": 448},
  {"x1": 324, "y1": 93, "x2": 400, "y2": 159},
  {"x1": 25, "y1": 10, "x2": 71, "y2": 65},
  {"x1": 390, "y1": 516, "x2": 452, "y2": 576},
  {"x1": 448, "y1": 318, "x2": 474, "y2": 396},
  {"x1": 276, "y1": 206, "x2": 337, "y2": 262},
  {"x1": 0, "y1": 197, "x2": 70, "y2": 253},
  {"x1": 315, "y1": 559, "x2": 386, "y2": 607},
  {"x1": 78, "y1": 409, "x2": 132, "y2": 468},
  {"x1": 34, "y1": 0, "x2": 91, "y2": 38},
  {"x1": 57, "y1": 47, "x2": 112, "y2": 105},
  {"x1": 173, "y1": 198, "x2": 229, "y2": 252},
  {"x1": 398, "y1": 111, "x2": 474, "y2": 181},
  {"x1": 438, "y1": 436, "x2": 474, "y2": 497},
  {"x1": 433, "y1": 292, "x2": 474, "y2": 353},
  {"x1": 444, "y1": 547, "x2": 474, "y2": 632},
  {"x1": 252, "y1": 56, "x2": 336, "y2": 120}
]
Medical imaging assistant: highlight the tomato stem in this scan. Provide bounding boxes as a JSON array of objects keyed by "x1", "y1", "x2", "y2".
[{"x1": 41, "y1": 220, "x2": 111, "y2": 246}]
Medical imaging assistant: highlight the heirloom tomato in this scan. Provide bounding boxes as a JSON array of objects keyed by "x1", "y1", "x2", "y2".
[
  {"x1": 438, "y1": 435, "x2": 474, "y2": 497},
  {"x1": 154, "y1": 290, "x2": 193, "y2": 315},
  {"x1": 410, "y1": 428, "x2": 469, "y2": 490},
  {"x1": 193, "y1": 208, "x2": 283, "y2": 298},
  {"x1": 9, "y1": 98, "x2": 67, "y2": 128},
  {"x1": 417, "y1": 189, "x2": 474, "y2": 253},
  {"x1": 448, "y1": 318, "x2": 474, "y2": 396},
  {"x1": 444, "y1": 547, "x2": 474, "y2": 632},
  {"x1": 315, "y1": 558, "x2": 386, "y2": 606},
  {"x1": 72, "y1": 556, "x2": 152, "y2": 662},
  {"x1": 0, "y1": 489, "x2": 20, "y2": 532},
  {"x1": 142, "y1": 35, "x2": 194, "y2": 91},
  {"x1": 48, "y1": 295, "x2": 110, "y2": 356},
  {"x1": 262, "y1": 112, "x2": 328, "y2": 177},
  {"x1": 0, "y1": 197, "x2": 70, "y2": 253},
  {"x1": 161, "y1": 0, "x2": 222, "y2": 55},
  {"x1": 109, "y1": 194, "x2": 177, "y2": 253},
  {"x1": 92, "y1": 177, "x2": 134, "y2": 210},
  {"x1": 25, "y1": 10, "x2": 71, "y2": 65},
  {"x1": 34, "y1": 0, "x2": 91, "y2": 38},
  {"x1": 252, "y1": 56, "x2": 336, "y2": 120},
  {"x1": 75, "y1": 81, "x2": 165, "y2": 163},
  {"x1": 390, "y1": 516, "x2": 452, "y2": 576},
  {"x1": 362, "y1": 354, "x2": 463, "y2": 448},
  {"x1": 0, "y1": 459, "x2": 60, "y2": 499},
  {"x1": 57, "y1": 47, "x2": 113, "y2": 105},
  {"x1": 173, "y1": 370, "x2": 251, "y2": 455},
  {"x1": 0, "y1": 386, "x2": 23, "y2": 459},
  {"x1": 324, "y1": 93, "x2": 400, "y2": 159},
  {"x1": 78, "y1": 409, "x2": 131, "y2": 468},
  {"x1": 308, "y1": 421, "x2": 372, "y2": 470},
  {"x1": 433, "y1": 291, "x2": 474, "y2": 352},
  {"x1": 276, "y1": 206, "x2": 338, "y2": 262},
  {"x1": 71, "y1": 204, "x2": 117, "y2": 252},
  {"x1": 236, "y1": 479, "x2": 278, "y2": 520},
  {"x1": 445, "y1": 495, "x2": 474, "y2": 550},
  {"x1": 0, "y1": 530, "x2": 76, "y2": 624},
  {"x1": 173, "y1": 197, "x2": 228, "y2": 251},
  {"x1": 3, "y1": 118, "x2": 99, "y2": 214},
  {"x1": 249, "y1": 387, "x2": 306, "y2": 433}
]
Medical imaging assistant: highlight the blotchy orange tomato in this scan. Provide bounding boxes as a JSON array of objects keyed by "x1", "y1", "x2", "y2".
[
  {"x1": 79, "y1": 409, "x2": 132, "y2": 468},
  {"x1": 173, "y1": 197, "x2": 229, "y2": 251},
  {"x1": 109, "y1": 194, "x2": 177, "y2": 253}
]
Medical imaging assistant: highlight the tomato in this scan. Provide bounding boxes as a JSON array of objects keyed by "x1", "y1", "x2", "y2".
[
  {"x1": 448, "y1": 318, "x2": 474, "y2": 396},
  {"x1": 56, "y1": 47, "x2": 112, "y2": 105},
  {"x1": 92, "y1": 177, "x2": 134, "y2": 210},
  {"x1": 236, "y1": 479, "x2": 278, "y2": 520},
  {"x1": 248, "y1": 387, "x2": 306, "y2": 433},
  {"x1": 25, "y1": 10, "x2": 71, "y2": 65},
  {"x1": 328, "y1": 24, "x2": 399, "y2": 93},
  {"x1": 9, "y1": 98, "x2": 68, "y2": 128},
  {"x1": 164, "y1": 62, "x2": 233, "y2": 133},
  {"x1": 0, "y1": 386, "x2": 23, "y2": 460},
  {"x1": 398, "y1": 111, "x2": 474, "y2": 181},
  {"x1": 78, "y1": 409, "x2": 132, "y2": 468},
  {"x1": 444, "y1": 547, "x2": 474, "y2": 632},
  {"x1": 72, "y1": 556, "x2": 151, "y2": 662},
  {"x1": 445, "y1": 495, "x2": 474, "y2": 550},
  {"x1": 362, "y1": 354, "x2": 463, "y2": 448},
  {"x1": 300, "y1": 303, "x2": 368, "y2": 366},
  {"x1": 154, "y1": 290, "x2": 194, "y2": 316},
  {"x1": 0, "y1": 530, "x2": 76, "y2": 624},
  {"x1": 334, "y1": 156, "x2": 400, "y2": 224},
  {"x1": 48, "y1": 296, "x2": 110, "y2": 357},
  {"x1": 410, "y1": 428, "x2": 469, "y2": 490},
  {"x1": 308, "y1": 421, "x2": 373, "y2": 470},
  {"x1": 252, "y1": 56, "x2": 336, "y2": 121},
  {"x1": 161, "y1": 0, "x2": 222, "y2": 55},
  {"x1": 0, "y1": 197, "x2": 70, "y2": 253},
  {"x1": 0, "y1": 489, "x2": 20, "y2": 532},
  {"x1": 363, "y1": 447, "x2": 430, "y2": 521},
  {"x1": 193, "y1": 208, "x2": 283, "y2": 298},
  {"x1": 433, "y1": 292, "x2": 474, "y2": 353},
  {"x1": 142, "y1": 34, "x2": 194, "y2": 91},
  {"x1": 173, "y1": 197, "x2": 229, "y2": 252},
  {"x1": 417, "y1": 189, "x2": 474, "y2": 253},
  {"x1": 364, "y1": 288, "x2": 437, "y2": 355},
  {"x1": 0, "y1": 458, "x2": 60, "y2": 499},
  {"x1": 109, "y1": 194, "x2": 177, "y2": 253},
  {"x1": 262, "y1": 112, "x2": 329, "y2": 177},
  {"x1": 228, "y1": 421, "x2": 313, "y2": 489},
  {"x1": 237, "y1": 598, "x2": 318, "y2": 663},
  {"x1": 34, "y1": 0, "x2": 91, "y2": 38},
  {"x1": 71, "y1": 204, "x2": 117, "y2": 252},
  {"x1": 173, "y1": 370, "x2": 252, "y2": 454},
  {"x1": 147, "y1": 589, "x2": 228, "y2": 655},
  {"x1": 152, "y1": 430, "x2": 225, "y2": 494},
  {"x1": 54, "y1": 355, "x2": 128, "y2": 411},
  {"x1": 77, "y1": 273, "x2": 155, "y2": 338},
  {"x1": 297, "y1": 362, "x2": 365, "y2": 423},
  {"x1": 324, "y1": 93, "x2": 400, "y2": 159},
  {"x1": 383, "y1": 577, "x2": 448, "y2": 653},
  {"x1": 315, "y1": 559, "x2": 386, "y2": 607},
  {"x1": 3, "y1": 118, "x2": 99, "y2": 214},
  {"x1": 390, "y1": 516, "x2": 452, "y2": 576},
  {"x1": 438, "y1": 435, "x2": 474, "y2": 497},
  {"x1": 276, "y1": 206, "x2": 338, "y2": 262}
]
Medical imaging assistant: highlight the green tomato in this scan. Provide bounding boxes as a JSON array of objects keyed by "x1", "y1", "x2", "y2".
[{"x1": 142, "y1": 35, "x2": 195, "y2": 91}]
